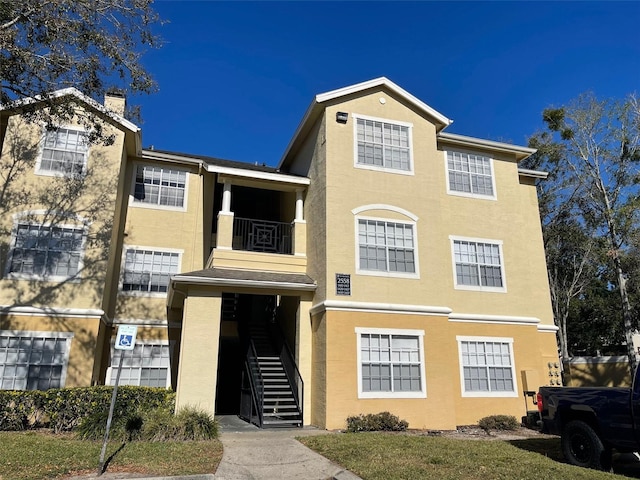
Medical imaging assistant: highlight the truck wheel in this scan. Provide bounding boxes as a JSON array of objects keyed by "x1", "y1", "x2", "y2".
[{"x1": 561, "y1": 420, "x2": 611, "y2": 471}]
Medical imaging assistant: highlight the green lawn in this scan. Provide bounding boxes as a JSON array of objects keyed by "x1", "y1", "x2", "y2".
[
  {"x1": 299, "y1": 433, "x2": 633, "y2": 480},
  {"x1": 0, "y1": 431, "x2": 223, "y2": 480}
]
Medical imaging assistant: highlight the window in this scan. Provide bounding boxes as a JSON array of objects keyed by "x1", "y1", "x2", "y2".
[
  {"x1": 358, "y1": 219, "x2": 416, "y2": 275},
  {"x1": 37, "y1": 127, "x2": 88, "y2": 175},
  {"x1": 355, "y1": 116, "x2": 412, "y2": 172},
  {"x1": 451, "y1": 237, "x2": 505, "y2": 291},
  {"x1": 108, "y1": 342, "x2": 170, "y2": 388},
  {"x1": 0, "y1": 331, "x2": 72, "y2": 390},
  {"x1": 133, "y1": 165, "x2": 186, "y2": 208},
  {"x1": 457, "y1": 337, "x2": 517, "y2": 397},
  {"x1": 121, "y1": 248, "x2": 180, "y2": 294},
  {"x1": 446, "y1": 151, "x2": 495, "y2": 198},
  {"x1": 357, "y1": 328, "x2": 425, "y2": 398},
  {"x1": 7, "y1": 223, "x2": 84, "y2": 279}
]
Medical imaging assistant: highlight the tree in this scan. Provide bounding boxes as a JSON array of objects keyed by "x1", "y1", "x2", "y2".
[
  {"x1": 529, "y1": 93, "x2": 640, "y2": 371},
  {"x1": 0, "y1": 0, "x2": 161, "y2": 135}
]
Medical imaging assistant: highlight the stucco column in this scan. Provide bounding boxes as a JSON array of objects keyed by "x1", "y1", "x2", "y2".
[
  {"x1": 296, "y1": 296, "x2": 313, "y2": 425},
  {"x1": 174, "y1": 291, "x2": 222, "y2": 416},
  {"x1": 216, "y1": 181, "x2": 234, "y2": 249},
  {"x1": 293, "y1": 189, "x2": 306, "y2": 256}
]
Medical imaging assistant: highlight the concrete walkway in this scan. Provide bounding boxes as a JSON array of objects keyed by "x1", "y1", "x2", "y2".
[{"x1": 214, "y1": 415, "x2": 361, "y2": 480}]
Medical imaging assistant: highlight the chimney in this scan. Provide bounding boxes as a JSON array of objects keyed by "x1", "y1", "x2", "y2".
[{"x1": 104, "y1": 88, "x2": 126, "y2": 116}]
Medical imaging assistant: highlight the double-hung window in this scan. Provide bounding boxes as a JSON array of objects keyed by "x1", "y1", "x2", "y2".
[
  {"x1": 107, "y1": 342, "x2": 170, "y2": 388},
  {"x1": 446, "y1": 151, "x2": 495, "y2": 199},
  {"x1": 358, "y1": 219, "x2": 416, "y2": 275},
  {"x1": 7, "y1": 223, "x2": 85, "y2": 280},
  {"x1": 357, "y1": 328, "x2": 426, "y2": 398},
  {"x1": 133, "y1": 165, "x2": 187, "y2": 209},
  {"x1": 121, "y1": 248, "x2": 180, "y2": 294},
  {"x1": 0, "y1": 331, "x2": 73, "y2": 390},
  {"x1": 457, "y1": 336, "x2": 517, "y2": 397},
  {"x1": 355, "y1": 116, "x2": 412, "y2": 173},
  {"x1": 37, "y1": 127, "x2": 88, "y2": 176},
  {"x1": 451, "y1": 237, "x2": 505, "y2": 291}
]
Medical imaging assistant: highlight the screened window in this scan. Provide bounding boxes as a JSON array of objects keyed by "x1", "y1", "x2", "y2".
[
  {"x1": 38, "y1": 128, "x2": 88, "y2": 175},
  {"x1": 459, "y1": 339, "x2": 515, "y2": 394},
  {"x1": 356, "y1": 118, "x2": 411, "y2": 171},
  {"x1": 358, "y1": 219, "x2": 415, "y2": 274},
  {"x1": 133, "y1": 165, "x2": 186, "y2": 208},
  {"x1": 121, "y1": 249, "x2": 179, "y2": 293},
  {"x1": 108, "y1": 343, "x2": 170, "y2": 388},
  {"x1": 8, "y1": 224, "x2": 84, "y2": 279},
  {"x1": 447, "y1": 151, "x2": 494, "y2": 197},
  {"x1": 0, "y1": 332, "x2": 71, "y2": 390},
  {"x1": 357, "y1": 329, "x2": 425, "y2": 398},
  {"x1": 453, "y1": 239, "x2": 504, "y2": 289}
]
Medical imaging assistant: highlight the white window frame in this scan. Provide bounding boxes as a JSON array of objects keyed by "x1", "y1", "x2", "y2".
[
  {"x1": 129, "y1": 163, "x2": 189, "y2": 212},
  {"x1": 355, "y1": 213, "x2": 419, "y2": 279},
  {"x1": 449, "y1": 235, "x2": 506, "y2": 293},
  {"x1": 356, "y1": 327, "x2": 426, "y2": 399},
  {"x1": 105, "y1": 340, "x2": 172, "y2": 388},
  {"x1": 0, "y1": 330, "x2": 73, "y2": 391},
  {"x1": 4, "y1": 213, "x2": 87, "y2": 282},
  {"x1": 119, "y1": 246, "x2": 182, "y2": 297},
  {"x1": 456, "y1": 335, "x2": 518, "y2": 398},
  {"x1": 35, "y1": 126, "x2": 89, "y2": 177},
  {"x1": 444, "y1": 150, "x2": 497, "y2": 200},
  {"x1": 353, "y1": 114, "x2": 414, "y2": 175}
]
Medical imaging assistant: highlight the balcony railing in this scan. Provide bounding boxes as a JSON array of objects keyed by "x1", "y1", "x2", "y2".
[{"x1": 233, "y1": 217, "x2": 292, "y2": 255}]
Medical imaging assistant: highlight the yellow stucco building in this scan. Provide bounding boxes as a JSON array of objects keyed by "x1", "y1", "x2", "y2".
[{"x1": 0, "y1": 78, "x2": 559, "y2": 430}]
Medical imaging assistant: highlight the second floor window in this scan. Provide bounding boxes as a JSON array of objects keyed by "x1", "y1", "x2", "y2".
[
  {"x1": 358, "y1": 219, "x2": 415, "y2": 274},
  {"x1": 121, "y1": 248, "x2": 179, "y2": 294},
  {"x1": 356, "y1": 117, "x2": 411, "y2": 172},
  {"x1": 38, "y1": 128, "x2": 88, "y2": 176},
  {"x1": 452, "y1": 238, "x2": 504, "y2": 290},
  {"x1": 133, "y1": 165, "x2": 186, "y2": 208},
  {"x1": 7, "y1": 224, "x2": 84, "y2": 279},
  {"x1": 446, "y1": 151, "x2": 494, "y2": 198}
]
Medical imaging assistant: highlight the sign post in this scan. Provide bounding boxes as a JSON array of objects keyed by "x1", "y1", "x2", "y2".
[{"x1": 98, "y1": 325, "x2": 137, "y2": 475}]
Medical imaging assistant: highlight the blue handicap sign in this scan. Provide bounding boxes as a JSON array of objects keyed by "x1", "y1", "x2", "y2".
[{"x1": 118, "y1": 335, "x2": 133, "y2": 348}]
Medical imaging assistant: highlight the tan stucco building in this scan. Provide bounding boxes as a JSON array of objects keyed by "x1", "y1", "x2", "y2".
[{"x1": 0, "y1": 78, "x2": 560, "y2": 430}]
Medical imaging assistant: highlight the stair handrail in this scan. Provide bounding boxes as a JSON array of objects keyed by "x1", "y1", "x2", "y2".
[{"x1": 244, "y1": 339, "x2": 265, "y2": 428}]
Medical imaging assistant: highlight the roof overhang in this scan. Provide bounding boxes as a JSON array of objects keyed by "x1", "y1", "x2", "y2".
[
  {"x1": 279, "y1": 77, "x2": 453, "y2": 169},
  {"x1": 518, "y1": 168, "x2": 548, "y2": 179},
  {"x1": 438, "y1": 132, "x2": 536, "y2": 162}
]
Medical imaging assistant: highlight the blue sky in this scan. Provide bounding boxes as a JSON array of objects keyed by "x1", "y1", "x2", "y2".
[{"x1": 132, "y1": 1, "x2": 640, "y2": 167}]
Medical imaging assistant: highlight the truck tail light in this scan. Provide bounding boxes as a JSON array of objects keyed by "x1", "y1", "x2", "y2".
[{"x1": 536, "y1": 393, "x2": 543, "y2": 412}]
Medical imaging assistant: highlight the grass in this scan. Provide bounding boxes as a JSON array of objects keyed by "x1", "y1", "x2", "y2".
[
  {"x1": 299, "y1": 433, "x2": 632, "y2": 480},
  {"x1": 0, "y1": 431, "x2": 223, "y2": 480}
]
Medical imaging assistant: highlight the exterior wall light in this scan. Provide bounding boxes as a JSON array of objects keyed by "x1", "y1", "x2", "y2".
[{"x1": 336, "y1": 112, "x2": 348, "y2": 124}]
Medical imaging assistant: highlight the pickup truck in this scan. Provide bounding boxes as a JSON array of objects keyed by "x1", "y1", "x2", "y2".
[{"x1": 537, "y1": 366, "x2": 640, "y2": 471}]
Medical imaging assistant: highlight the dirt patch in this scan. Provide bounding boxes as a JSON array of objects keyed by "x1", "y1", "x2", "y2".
[{"x1": 406, "y1": 425, "x2": 557, "y2": 441}]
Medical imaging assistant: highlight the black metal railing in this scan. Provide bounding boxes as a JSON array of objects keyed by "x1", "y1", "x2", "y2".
[
  {"x1": 240, "y1": 341, "x2": 264, "y2": 428},
  {"x1": 233, "y1": 217, "x2": 292, "y2": 254},
  {"x1": 269, "y1": 321, "x2": 303, "y2": 423}
]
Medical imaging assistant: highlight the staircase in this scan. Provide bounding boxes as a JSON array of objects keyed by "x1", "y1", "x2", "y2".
[{"x1": 240, "y1": 296, "x2": 303, "y2": 428}]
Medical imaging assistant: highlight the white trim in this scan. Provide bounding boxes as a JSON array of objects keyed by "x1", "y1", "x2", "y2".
[
  {"x1": 11, "y1": 210, "x2": 90, "y2": 225},
  {"x1": 518, "y1": 168, "x2": 548, "y2": 179},
  {"x1": 34, "y1": 125, "x2": 90, "y2": 178},
  {"x1": 351, "y1": 204, "x2": 418, "y2": 221},
  {"x1": 449, "y1": 313, "x2": 539, "y2": 326},
  {"x1": 355, "y1": 214, "x2": 420, "y2": 279},
  {"x1": 112, "y1": 318, "x2": 168, "y2": 326},
  {"x1": 170, "y1": 275, "x2": 316, "y2": 292},
  {"x1": 356, "y1": 327, "x2": 427, "y2": 399},
  {"x1": 444, "y1": 149, "x2": 497, "y2": 201},
  {"x1": 0, "y1": 330, "x2": 74, "y2": 390},
  {"x1": 0, "y1": 305, "x2": 104, "y2": 319},
  {"x1": 537, "y1": 324, "x2": 560, "y2": 333},
  {"x1": 456, "y1": 335, "x2": 518, "y2": 398},
  {"x1": 210, "y1": 165, "x2": 310, "y2": 186},
  {"x1": 449, "y1": 235, "x2": 507, "y2": 293},
  {"x1": 309, "y1": 300, "x2": 451, "y2": 317},
  {"x1": 119, "y1": 246, "x2": 183, "y2": 298},
  {"x1": 352, "y1": 114, "x2": 414, "y2": 176},
  {"x1": 129, "y1": 162, "x2": 189, "y2": 212},
  {"x1": 438, "y1": 132, "x2": 535, "y2": 161}
]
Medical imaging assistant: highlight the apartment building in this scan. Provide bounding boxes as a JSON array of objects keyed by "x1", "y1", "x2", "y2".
[{"x1": 0, "y1": 78, "x2": 559, "y2": 430}]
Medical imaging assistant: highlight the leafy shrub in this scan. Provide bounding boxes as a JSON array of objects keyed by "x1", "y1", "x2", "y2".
[
  {"x1": 346, "y1": 411, "x2": 408, "y2": 433},
  {"x1": 0, "y1": 391, "x2": 46, "y2": 430},
  {"x1": 141, "y1": 406, "x2": 218, "y2": 441},
  {"x1": 76, "y1": 410, "x2": 144, "y2": 441},
  {"x1": 478, "y1": 415, "x2": 520, "y2": 432}
]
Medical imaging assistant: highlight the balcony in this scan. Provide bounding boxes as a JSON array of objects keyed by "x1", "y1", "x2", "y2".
[{"x1": 233, "y1": 217, "x2": 292, "y2": 255}]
